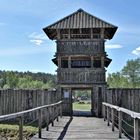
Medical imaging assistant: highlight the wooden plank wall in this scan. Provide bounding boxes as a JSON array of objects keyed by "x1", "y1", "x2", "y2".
[
  {"x1": 106, "y1": 88, "x2": 140, "y2": 112},
  {"x1": 0, "y1": 89, "x2": 59, "y2": 122}
]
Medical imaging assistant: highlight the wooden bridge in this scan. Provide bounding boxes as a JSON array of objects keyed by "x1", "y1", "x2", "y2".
[
  {"x1": 31, "y1": 116, "x2": 128, "y2": 140},
  {"x1": 0, "y1": 100, "x2": 140, "y2": 140}
]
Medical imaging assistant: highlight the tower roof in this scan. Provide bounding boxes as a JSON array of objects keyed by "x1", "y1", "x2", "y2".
[{"x1": 43, "y1": 8, "x2": 118, "y2": 40}]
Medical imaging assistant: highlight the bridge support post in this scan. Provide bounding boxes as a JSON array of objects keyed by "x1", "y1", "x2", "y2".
[
  {"x1": 134, "y1": 118, "x2": 139, "y2": 140},
  {"x1": 60, "y1": 103, "x2": 62, "y2": 118},
  {"x1": 118, "y1": 111, "x2": 122, "y2": 138},
  {"x1": 111, "y1": 108, "x2": 115, "y2": 131},
  {"x1": 46, "y1": 108, "x2": 49, "y2": 131},
  {"x1": 18, "y1": 116, "x2": 23, "y2": 140},
  {"x1": 107, "y1": 106, "x2": 110, "y2": 126},
  {"x1": 38, "y1": 109, "x2": 42, "y2": 138},
  {"x1": 102, "y1": 104, "x2": 106, "y2": 121}
]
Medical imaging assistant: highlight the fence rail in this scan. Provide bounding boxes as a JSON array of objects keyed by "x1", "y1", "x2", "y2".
[
  {"x1": 102, "y1": 102, "x2": 140, "y2": 140},
  {"x1": 0, "y1": 101, "x2": 62, "y2": 140}
]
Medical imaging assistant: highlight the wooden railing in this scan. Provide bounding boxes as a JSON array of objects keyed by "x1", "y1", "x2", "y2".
[
  {"x1": 0, "y1": 101, "x2": 62, "y2": 140},
  {"x1": 102, "y1": 102, "x2": 140, "y2": 140}
]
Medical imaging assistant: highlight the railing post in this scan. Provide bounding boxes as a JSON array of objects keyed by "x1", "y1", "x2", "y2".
[
  {"x1": 56, "y1": 105, "x2": 59, "y2": 122},
  {"x1": 103, "y1": 104, "x2": 106, "y2": 121},
  {"x1": 18, "y1": 116, "x2": 23, "y2": 140},
  {"x1": 60, "y1": 102, "x2": 62, "y2": 118},
  {"x1": 38, "y1": 109, "x2": 42, "y2": 138},
  {"x1": 111, "y1": 108, "x2": 115, "y2": 131},
  {"x1": 118, "y1": 111, "x2": 122, "y2": 138},
  {"x1": 46, "y1": 107, "x2": 49, "y2": 131},
  {"x1": 107, "y1": 106, "x2": 110, "y2": 126},
  {"x1": 134, "y1": 118, "x2": 139, "y2": 140},
  {"x1": 51, "y1": 106, "x2": 54, "y2": 127}
]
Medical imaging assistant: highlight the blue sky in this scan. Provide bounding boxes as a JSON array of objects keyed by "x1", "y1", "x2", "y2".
[{"x1": 0, "y1": 0, "x2": 140, "y2": 74}]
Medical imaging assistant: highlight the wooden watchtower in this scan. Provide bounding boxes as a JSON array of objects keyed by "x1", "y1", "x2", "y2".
[{"x1": 43, "y1": 9, "x2": 117, "y2": 117}]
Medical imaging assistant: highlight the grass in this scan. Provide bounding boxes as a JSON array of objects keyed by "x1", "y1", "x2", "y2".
[
  {"x1": 0, "y1": 124, "x2": 37, "y2": 140},
  {"x1": 73, "y1": 101, "x2": 91, "y2": 111}
]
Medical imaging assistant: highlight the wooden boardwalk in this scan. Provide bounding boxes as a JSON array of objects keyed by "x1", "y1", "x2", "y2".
[{"x1": 31, "y1": 117, "x2": 129, "y2": 140}]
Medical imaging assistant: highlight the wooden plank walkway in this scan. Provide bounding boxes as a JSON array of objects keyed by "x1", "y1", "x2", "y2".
[{"x1": 31, "y1": 117, "x2": 129, "y2": 140}]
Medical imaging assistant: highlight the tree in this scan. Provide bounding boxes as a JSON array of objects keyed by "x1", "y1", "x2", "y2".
[
  {"x1": 122, "y1": 58, "x2": 140, "y2": 88},
  {"x1": 107, "y1": 72, "x2": 130, "y2": 88},
  {"x1": 5, "y1": 71, "x2": 19, "y2": 88}
]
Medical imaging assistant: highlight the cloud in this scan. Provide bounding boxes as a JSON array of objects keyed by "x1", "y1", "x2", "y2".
[
  {"x1": 105, "y1": 44, "x2": 123, "y2": 49},
  {"x1": 30, "y1": 39, "x2": 43, "y2": 46},
  {"x1": 28, "y1": 32, "x2": 48, "y2": 46},
  {"x1": 132, "y1": 46, "x2": 140, "y2": 56}
]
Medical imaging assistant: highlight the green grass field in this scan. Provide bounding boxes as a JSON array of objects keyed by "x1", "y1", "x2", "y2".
[{"x1": 73, "y1": 101, "x2": 91, "y2": 111}]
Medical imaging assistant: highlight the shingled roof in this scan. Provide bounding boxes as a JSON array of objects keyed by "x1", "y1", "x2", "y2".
[{"x1": 43, "y1": 9, "x2": 117, "y2": 39}]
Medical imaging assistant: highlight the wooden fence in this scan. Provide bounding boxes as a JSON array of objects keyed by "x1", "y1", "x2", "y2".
[
  {"x1": 0, "y1": 101, "x2": 62, "y2": 140},
  {"x1": 106, "y1": 88, "x2": 140, "y2": 113},
  {"x1": 0, "y1": 89, "x2": 60, "y2": 121}
]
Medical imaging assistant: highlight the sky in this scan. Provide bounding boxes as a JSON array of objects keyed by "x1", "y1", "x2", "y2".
[{"x1": 0, "y1": 0, "x2": 140, "y2": 74}]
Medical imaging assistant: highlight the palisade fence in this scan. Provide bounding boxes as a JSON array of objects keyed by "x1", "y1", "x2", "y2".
[
  {"x1": 0, "y1": 89, "x2": 60, "y2": 122},
  {"x1": 106, "y1": 89, "x2": 140, "y2": 112},
  {"x1": 105, "y1": 88, "x2": 140, "y2": 139}
]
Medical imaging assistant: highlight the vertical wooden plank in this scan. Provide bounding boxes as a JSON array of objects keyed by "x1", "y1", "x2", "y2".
[{"x1": 134, "y1": 118, "x2": 139, "y2": 140}]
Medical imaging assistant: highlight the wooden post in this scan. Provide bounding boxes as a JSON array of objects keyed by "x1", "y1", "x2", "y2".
[
  {"x1": 101, "y1": 57, "x2": 104, "y2": 68},
  {"x1": 18, "y1": 116, "x2": 23, "y2": 140},
  {"x1": 100, "y1": 28, "x2": 104, "y2": 39},
  {"x1": 57, "y1": 29, "x2": 60, "y2": 39},
  {"x1": 118, "y1": 111, "x2": 122, "y2": 138},
  {"x1": 111, "y1": 108, "x2": 115, "y2": 131},
  {"x1": 46, "y1": 108, "x2": 49, "y2": 131},
  {"x1": 51, "y1": 106, "x2": 54, "y2": 127},
  {"x1": 58, "y1": 57, "x2": 61, "y2": 68},
  {"x1": 56, "y1": 105, "x2": 59, "y2": 122},
  {"x1": 57, "y1": 116, "x2": 59, "y2": 122},
  {"x1": 107, "y1": 106, "x2": 110, "y2": 126},
  {"x1": 102, "y1": 104, "x2": 106, "y2": 121},
  {"x1": 91, "y1": 56, "x2": 94, "y2": 68},
  {"x1": 134, "y1": 118, "x2": 139, "y2": 140},
  {"x1": 60, "y1": 102, "x2": 62, "y2": 118},
  {"x1": 68, "y1": 56, "x2": 71, "y2": 68},
  {"x1": 38, "y1": 109, "x2": 42, "y2": 138},
  {"x1": 91, "y1": 28, "x2": 93, "y2": 39}
]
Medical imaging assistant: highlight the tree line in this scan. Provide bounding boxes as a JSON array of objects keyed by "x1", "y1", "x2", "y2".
[
  {"x1": 107, "y1": 58, "x2": 140, "y2": 88},
  {"x1": 0, "y1": 71, "x2": 56, "y2": 89}
]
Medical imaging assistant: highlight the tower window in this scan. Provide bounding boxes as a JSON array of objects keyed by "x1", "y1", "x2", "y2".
[
  {"x1": 61, "y1": 60, "x2": 68, "y2": 68},
  {"x1": 93, "y1": 59, "x2": 101, "y2": 68}
]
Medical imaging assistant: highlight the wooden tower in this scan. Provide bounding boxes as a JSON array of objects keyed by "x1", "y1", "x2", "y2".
[{"x1": 43, "y1": 9, "x2": 117, "y2": 117}]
